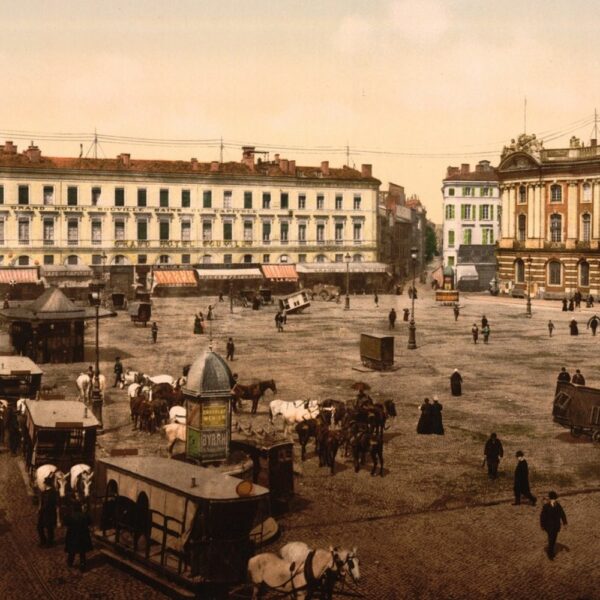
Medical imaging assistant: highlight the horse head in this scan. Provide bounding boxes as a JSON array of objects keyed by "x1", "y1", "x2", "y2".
[
  {"x1": 79, "y1": 470, "x2": 94, "y2": 498},
  {"x1": 269, "y1": 379, "x2": 277, "y2": 393},
  {"x1": 54, "y1": 471, "x2": 68, "y2": 497},
  {"x1": 331, "y1": 546, "x2": 360, "y2": 583},
  {"x1": 384, "y1": 399, "x2": 397, "y2": 418}
]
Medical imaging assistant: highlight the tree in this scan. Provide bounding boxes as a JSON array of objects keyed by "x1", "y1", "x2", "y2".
[{"x1": 425, "y1": 226, "x2": 437, "y2": 262}]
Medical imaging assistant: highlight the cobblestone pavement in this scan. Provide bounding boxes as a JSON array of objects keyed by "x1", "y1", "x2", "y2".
[{"x1": 4, "y1": 288, "x2": 600, "y2": 599}]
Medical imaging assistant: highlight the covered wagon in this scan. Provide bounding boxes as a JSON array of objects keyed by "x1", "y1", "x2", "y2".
[
  {"x1": 360, "y1": 333, "x2": 394, "y2": 370},
  {"x1": 553, "y1": 381, "x2": 600, "y2": 443}
]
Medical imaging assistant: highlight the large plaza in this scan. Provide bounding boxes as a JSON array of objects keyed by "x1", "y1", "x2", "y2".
[{"x1": 4, "y1": 286, "x2": 599, "y2": 599}]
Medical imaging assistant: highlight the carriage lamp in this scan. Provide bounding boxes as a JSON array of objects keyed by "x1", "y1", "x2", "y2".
[
  {"x1": 526, "y1": 255, "x2": 533, "y2": 318},
  {"x1": 344, "y1": 253, "x2": 351, "y2": 311},
  {"x1": 408, "y1": 247, "x2": 418, "y2": 350}
]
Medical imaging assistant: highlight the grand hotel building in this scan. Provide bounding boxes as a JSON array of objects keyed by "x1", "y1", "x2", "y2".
[
  {"x1": 0, "y1": 142, "x2": 379, "y2": 269},
  {"x1": 497, "y1": 134, "x2": 600, "y2": 297}
]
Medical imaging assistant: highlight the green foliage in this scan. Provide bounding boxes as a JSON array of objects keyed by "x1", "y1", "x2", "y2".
[{"x1": 425, "y1": 226, "x2": 437, "y2": 262}]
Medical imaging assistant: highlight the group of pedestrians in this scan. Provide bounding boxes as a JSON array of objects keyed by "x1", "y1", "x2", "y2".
[
  {"x1": 471, "y1": 315, "x2": 491, "y2": 344},
  {"x1": 557, "y1": 367, "x2": 586, "y2": 385},
  {"x1": 416, "y1": 397, "x2": 444, "y2": 435}
]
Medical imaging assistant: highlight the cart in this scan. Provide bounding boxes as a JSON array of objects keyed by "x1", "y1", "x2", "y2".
[
  {"x1": 94, "y1": 456, "x2": 270, "y2": 595},
  {"x1": 553, "y1": 381, "x2": 600, "y2": 443},
  {"x1": 21, "y1": 399, "x2": 99, "y2": 479},
  {"x1": 360, "y1": 333, "x2": 394, "y2": 370},
  {"x1": 111, "y1": 292, "x2": 127, "y2": 310},
  {"x1": 128, "y1": 301, "x2": 152, "y2": 326},
  {"x1": 258, "y1": 288, "x2": 274, "y2": 305},
  {"x1": 278, "y1": 290, "x2": 310, "y2": 314},
  {"x1": 0, "y1": 357, "x2": 43, "y2": 406}
]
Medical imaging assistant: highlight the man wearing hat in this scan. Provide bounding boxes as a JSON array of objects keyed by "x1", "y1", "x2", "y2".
[
  {"x1": 113, "y1": 357, "x2": 123, "y2": 388},
  {"x1": 513, "y1": 450, "x2": 536, "y2": 506},
  {"x1": 540, "y1": 491, "x2": 567, "y2": 560}
]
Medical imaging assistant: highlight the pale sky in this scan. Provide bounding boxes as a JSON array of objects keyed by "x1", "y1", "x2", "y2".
[{"x1": 2, "y1": 0, "x2": 600, "y2": 223}]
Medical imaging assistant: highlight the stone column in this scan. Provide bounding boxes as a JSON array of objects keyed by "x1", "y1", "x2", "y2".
[
  {"x1": 593, "y1": 180, "x2": 600, "y2": 239},
  {"x1": 500, "y1": 186, "x2": 509, "y2": 240},
  {"x1": 536, "y1": 183, "x2": 545, "y2": 241},
  {"x1": 567, "y1": 182, "x2": 578, "y2": 240},
  {"x1": 508, "y1": 185, "x2": 516, "y2": 238},
  {"x1": 527, "y1": 185, "x2": 535, "y2": 239}
]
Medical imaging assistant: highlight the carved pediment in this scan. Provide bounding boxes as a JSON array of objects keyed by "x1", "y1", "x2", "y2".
[{"x1": 498, "y1": 151, "x2": 540, "y2": 172}]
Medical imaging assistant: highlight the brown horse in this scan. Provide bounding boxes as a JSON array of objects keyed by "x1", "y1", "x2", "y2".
[{"x1": 232, "y1": 379, "x2": 277, "y2": 414}]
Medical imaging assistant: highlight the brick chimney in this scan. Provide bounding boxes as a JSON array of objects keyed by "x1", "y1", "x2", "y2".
[
  {"x1": 118, "y1": 153, "x2": 131, "y2": 167},
  {"x1": 446, "y1": 166, "x2": 460, "y2": 177},
  {"x1": 274, "y1": 153, "x2": 280, "y2": 164},
  {"x1": 288, "y1": 160, "x2": 296, "y2": 176},
  {"x1": 460, "y1": 163, "x2": 470, "y2": 174},
  {"x1": 475, "y1": 164, "x2": 483, "y2": 173},
  {"x1": 210, "y1": 161, "x2": 219, "y2": 172},
  {"x1": 242, "y1": 146, "x2": 255, "y2": 171},
  {"x1": 3, "y1": 140, "x2": 17, "y2": 155},
  {"x1": 191, "y1": 157, "x2": 199, "y2": 171},
  {"x1": 280, "y1": 159, "x2": 289, "y2": 174},
  {"x1": 321, "y1": 161, "x2": 329, "y2": 176},
  {"x1": 361, "y1": 164, "x2": 372, "y2": 178},
  {"x1": 25, "y1": 143, "x2": 41, "y2": 163}
]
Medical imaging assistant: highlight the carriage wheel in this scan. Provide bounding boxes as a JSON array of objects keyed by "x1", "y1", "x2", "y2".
[
  {"x1": 570, "y1": 426, "x2": 583, "y2": 437},
  {"x1": 592, "y1": 430, "x2": 600, "y2": 444}
]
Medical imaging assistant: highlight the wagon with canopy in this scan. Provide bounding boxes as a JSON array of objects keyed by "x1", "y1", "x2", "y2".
[
  {"x1": 553, "y1": 381, "x2": 600, "y2": 443},
  {"x1": 21, "y1": 399, "x2": 99, "y2": 478},
  {"x1": 360, "y1": 333, "x2": 394, "y2": 370},
  {"x1": 128, "y1": 301, "x2": 152, "y2": 326},
  {"x1": 94, "y1": 455, "x2": 270, "y2": 595},
  {"x1": 0, "y1": 357, "x2": 43, "y2": 406}
]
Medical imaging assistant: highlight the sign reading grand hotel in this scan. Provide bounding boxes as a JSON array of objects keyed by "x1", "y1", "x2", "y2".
[{"x1": 186, "y1": 398, "x2": 230, "y2": 462}]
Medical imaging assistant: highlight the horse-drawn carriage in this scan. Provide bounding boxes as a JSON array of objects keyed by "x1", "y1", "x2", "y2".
[
  {"x1": 93, "y1": 455, "x2": 270, "y2": 595},
  {"x1": 259, "y1": 288, "x2": 274, "y2": 305},
  {"x1": 553, "y1": 381, "x2": 600, "y2": 443},
  {"x1": 278, "y1": 290, "x2": 311, "y2": 314},
  {"x1": 0, "y1": 357, "x2": 43, "y2": 406},
  {"x1": 111, "y1": 292, "x2": 128, "y2": 310},
  {"x1": 21, "y1": 399, "x2": 99, "y2": 479},
  {"x1": 359, "y1": 333, "x2": 394, "y2": 370},
  {"x1": 128, "y1": 301, "x2": 152, "y2": 326}
]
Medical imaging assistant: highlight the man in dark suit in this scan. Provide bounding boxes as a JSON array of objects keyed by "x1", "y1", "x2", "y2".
[
  {"x1": 572, "y1": 369, "x2": 585, "y2": 385},
  {"x1": 513, "y1": 450, "x2": 536, "y2": 506},
  {"x1": 484, "y1": 432, "x2": 504, "y2": 479},
  {"x1": 556, "y1": 367, "x2": 571, "y2": 384},
  {"x1": 540, "y1": 491, "x2": 567, "y2": 560}
]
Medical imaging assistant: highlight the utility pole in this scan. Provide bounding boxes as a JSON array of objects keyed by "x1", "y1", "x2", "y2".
[
  {"x1": 523, "y1": 97, "x2": 527, "y2": 134},
  {"x1": 220, "y1": 136, "x2": 224, "y2": 163}
]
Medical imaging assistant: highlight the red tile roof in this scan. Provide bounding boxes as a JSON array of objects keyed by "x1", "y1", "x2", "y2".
[{"x1": 443, "y1": 170, "x2": 499, "y2": 182}]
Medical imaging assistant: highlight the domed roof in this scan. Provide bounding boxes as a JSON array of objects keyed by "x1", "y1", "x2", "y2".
[
  {"x1": 443, "y1": 266, "x2": 455, "y2": 276},
  {"x1": 183, "y1": 350, "x2": 235, "y2": 396}
]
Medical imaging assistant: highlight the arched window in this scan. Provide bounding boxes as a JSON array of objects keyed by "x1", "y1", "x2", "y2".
[
  {"x1": 315, "y1": 254, "x2": 327, "y2": 263},
  {"x1": 518, "y1": 214, "x2": 527, "y2": 241},
  {"x1": 353, "y1": 254, "x2": 363, "y2": 263},
  {"x1": 579, "y1": 261, "x2": 590, "y2": 287},
  {"x1": 550, "y1": 184, "x2": 562, "y2": 202},
  {"x1": 547, "y1": 260, "x2": 562, "y2": 286},
  {"x1": 515, "y1": 259, "x2": 525, "y2": 283},
  {"x1": 550, "y1": 214, "x2": 562, "y2": 242},
  {"x1": 65, "y1": 255, "x2": 80, "y2": 265},
  {"x1": 583, "y1": 182, "x2": 592, "y2": 202},
  {"x1": 581, "y1": 213, "x2": 591, "y2": 242},
  {"x1": 518, "y1": 186, "x2": 527, "y2": 203}
]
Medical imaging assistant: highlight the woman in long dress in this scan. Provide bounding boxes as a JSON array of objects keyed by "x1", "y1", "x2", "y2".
[{"x1": 450, "y1": 369, "x2": 463, "y2": 396}]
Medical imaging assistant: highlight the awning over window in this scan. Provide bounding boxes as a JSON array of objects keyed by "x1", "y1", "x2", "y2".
[
  {"x1": 40, "y1": 265, "x2": 93, "y2": 278},
  {"x1": 261, "y1": 264, "x2": 298, "y2": 281},
  {"x1": 296, "y1": 262, "x2": 391, "y2": 274},
  {"x1": 152, "y1": 269, "x2": 197, "y2": 287},
  {"x1": 196, "y1": 268, "x2": 263, "y2": 280},
  {"x1": 0, "y1": 268, "x2": 39, "y2": 284}
]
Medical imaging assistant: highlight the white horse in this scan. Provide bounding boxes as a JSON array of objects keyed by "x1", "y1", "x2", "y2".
[
  {"x1": 35, "y1": 464, "x2": 68, "y2": 496},
  {"x1": 69, "y1": 464, "x2": 94, "y2": 499},
  {"x1": 121, "y1": 369, "x2": 143, "y2": 389},
  {"x1": 280, "y1": 542, "x2": 360, "y2": 583},
  {"x1": 269, "y1": 399, "x2": 321, "y2": 436},
  {"x1": 76, "y1": 373, "x2": 106, "y2": 402},
  {"x1": 16, "y1": 398, "x2": 27, "y2": 415},
  {"x1": 148, "y1": 374, "x2": 174, "y2": 386},
  {"x1": 169, "y1": 406, "x2": 186, "y2": 424},
  {"x1": 128, "y1": 382, "x2": 142, "y2": 400},
  {"x1": 162, "y1": 422, "x2": 186, "y2": 456},
  {"x1": 248, "y1": 548, "x2": 339, "y2": 600}
]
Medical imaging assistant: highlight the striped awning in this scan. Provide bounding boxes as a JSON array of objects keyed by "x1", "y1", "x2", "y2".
[
  {"x1": 261, "y1": 264, "x2": 298, "y2": 281},
  {"x1": 296, "y1": 262, "x2": 391, "y2": 274},
  {"x1": 0, "y1": 268, "x2": 39, "y2": 284},
  {"x1": 196, "y1": 268, "x2": 263, "y2": 280},
  {"x1": 153, "y1": 270, "x2": 197, "y2": 287}
]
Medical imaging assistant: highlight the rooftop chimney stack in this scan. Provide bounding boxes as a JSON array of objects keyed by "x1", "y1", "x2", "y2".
[
  {"x1": 460, "y1": 163, "x2": 470, "y2": 174},
  {"x1": 288, "y1": 160, "x2": 296, "y2": 176},
  {"x1": 280, "y1": 158, "x2": 289, "y2": 174},
  {"x1": 274, "y1": 153, "x2": 280, "y2": 164},
  {"x1": 25, "y1": 143, "x2": 41, "y2": 163},
  {"x1": 361, "y1": 164, "x2": 372, "y2": 178},
  {"x1": 118, "y1": 153, "x2": 131, "y2": 167},
  {"x1": 242, "y1": 146, "x2": 256, "y2": 171},
  {"x1": 321, "y1": 161, "x2": 329, "y2": 176},
  {"x1": 191, "y1": 157, "x2": 199, "y2": 170},
  {"x1": 4, "y1": 140, "x2": 17, "y2": 155},
  {"x1": 210, "y1": 161, "x2": 219, "y2": 172}
]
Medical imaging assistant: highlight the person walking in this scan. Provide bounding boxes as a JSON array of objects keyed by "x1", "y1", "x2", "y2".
[
  {"x1": 403, "y1": 308, "x2": 410, "y2": 322},
  {"x1": 471, "y1": 323, "x2": 479, "y2": 344},
  {"x1": 65, "y1": 502, "x2": 93, "y2": 572},
  {"x1": 37, "y1": 486, "x2": 58, "y2": 547},
  {"x1": 540, "y1": 491, "x2": 567, "y2": 560},
  {"x1": 151, "y1": 322, "x2": 158, "y2": 344},
  {"x1": 450, "y1": 369, "x2": 463, "y2": 396},
  {"x1": 483, "y1": 432, "x2": 504, "y2": 479},
  {"x1": 548, "y1": 320, "x2": 555, "y2": 337},
  {"x1": 568, "y1": 298, "x2": 574, "y2": 311},
  {"x1": 416, "y1": 398, "x2": 433, "y2": 434},
  {"x1": 207, "y1": 305, "x2": 214, "y2": 321},
  {"x1": 587, "y1": 315, "x2": 599, "y2": 336},
  {"x1": 572, "y1": 369, "x2": 585, "y2": 385},
  {"x1": 431, "y1": 398, "x2": 444, "y2": 435},
  {"x1": 587, "y1": 295, "x2": 594, "y2": 308},
  {"x1": 562, "y1": 297, "x2": 568, "y2": 311},
  {"x1": 569, "y1": 319, "x2": 579, "y2": 336},
  {"x1": 226, "y1": 337, "x2": 235, "y2": 361},
  {"x1": 374, "y1": 291, "x2": 379, "y2": 307},
  {"x1": 7, "y1": 406, "x2": 20, "y2": 455},
  {"x1": 574, "y1": 290, "x2": 582, "y2": 309},
  {"x1": 513, "y1": 450, "x2": 537, "y2": 506},
  {"x1": 113, "y1": 357, "x2": 123, "y2": 388},
  {"x1": 388, "y1": 308, "x2": 397, "y2": 330},
  {"x1": 481, "y1": 315, "x2": 488, "y2": 329},
  {"x1": 275, "y1": 311, "x2": 284, "y2": 333},
  {"x1": 482, "y1": 324, "x2": 491, "y2": 344},
  {"x1": 453, "y1": 304, "x2": 460, "y2": 321}
]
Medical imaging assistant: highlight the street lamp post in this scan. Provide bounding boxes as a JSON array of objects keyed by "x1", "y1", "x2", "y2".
[
  {"x1": 526, "y1": 255, "x2": 533, "y2": 317},
  {"x1": 344, "y1": 253, "x2": 351, "y2": 310},
  {"x1": 229, "y1": 279, "x2": 233, "y2": 314},
  {"x1": 407, "y1": 247, "x2": 418, "y2": 350},
  {"x1": 89, "y1": 279, "x2": 106, "y2": 428}
]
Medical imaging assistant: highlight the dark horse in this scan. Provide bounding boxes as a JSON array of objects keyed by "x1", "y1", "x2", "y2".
[{"x1": 232, "y1": 379, "x2": 277, "y2": 414}]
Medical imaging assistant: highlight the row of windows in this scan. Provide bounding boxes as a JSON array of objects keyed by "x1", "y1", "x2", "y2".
[
  {"x1": 3, "y1": 218, "x2": 364, "y2": 245},
  {"x1": 447, "y1": 187, "x2": 494, "y2": 198},
  {"x1": 445, "y1": 204, "x2": 496, "y2": 220},
  {"x1": 446, "y1": 228, "x2": 494, "y2": 247},
  {"x1": 516, "y1": 213, "x2": 592, "y2": 243},
  {"x1": 517, "y1": 183, "x2": 593, "y2": 204},
  {"x1": 0, "y1": 184, "x2": 363, "y2": 210},
  {"x1": 6, "y1": 252, "x2": 366, "y2": 267},
  {"x1": 514, "y1": 259, "x2": 590, "y2": 287}
]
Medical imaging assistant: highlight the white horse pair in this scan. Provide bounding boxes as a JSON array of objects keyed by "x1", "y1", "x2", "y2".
[
  {"x1": 248, "y1": 541, "x2": 360, "y2": 600},
  {"x1": 269, "y1": 399, "x2": 321, "y2": 436},
  {"x1": 76, "y1": 373, "x2": 106, "y2": 403},
  {"x1": 35, "y1": 463, "x2": 94, "y2": 500}
]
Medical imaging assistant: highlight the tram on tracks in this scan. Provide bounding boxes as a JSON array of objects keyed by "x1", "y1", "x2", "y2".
[{"x1": 93, "y1": 455, "x2": 270, "y2": 595}]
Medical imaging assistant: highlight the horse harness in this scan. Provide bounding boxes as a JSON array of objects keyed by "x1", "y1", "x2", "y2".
[{"x1": 267, "y1": 549, "x2": 331, "y2": 598}]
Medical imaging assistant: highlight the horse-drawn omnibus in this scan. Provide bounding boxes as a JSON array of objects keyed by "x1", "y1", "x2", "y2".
[
  {"x1": 0, "y1": 357, "x2": 43, "y2": 406},
  {"x1": 94, "y1": 455, "x2": 270, "y2": 595},
  {"x1": 21, "y1": 399, "x2": 99, "y2": 478},
  {"x1": 554, "y1": 381, "x2": 600, "y2": 443},
  {"x1": 360, "y1": 333, "x2": 394, "y2": 370},
  {"x1": 278, "y1": 290, "x2": 311, "y2": 314}
]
